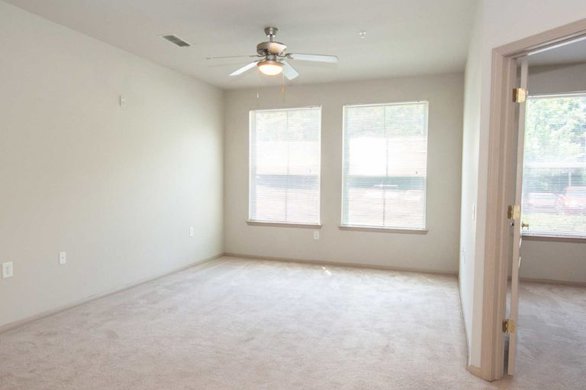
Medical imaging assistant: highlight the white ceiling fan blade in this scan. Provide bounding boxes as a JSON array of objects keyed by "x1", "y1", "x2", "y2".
[
  {"x1": 229, "y1": 61, "x2": 258, "y2": 76},
  {"x1": 282, "y1": 61, "x2": 299, "y2": 80},
  {"x1": 287, "y1": 53, "x2": 338, "y2": 63}
]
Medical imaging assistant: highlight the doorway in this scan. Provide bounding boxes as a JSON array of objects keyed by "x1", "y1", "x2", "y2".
[
  {"x1": 503, "y1": 39, "x2": 586, "y2": 386},
  {"x1": 479, "y1": 19, "x2": 586, "y2": 383}
]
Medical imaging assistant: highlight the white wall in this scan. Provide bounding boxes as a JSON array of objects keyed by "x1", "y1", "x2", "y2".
[
  {"x1": 0, "y1": 2, "x2": 224, "y2": 328},
  {"x1": 519, "y1": 63, "x2": 586, "y2": 284},
  {"x1": 459, "y1": 2, "x2": 485, "y2": 367},
  {"x1": 224, "y1": 74, "x2": 464, "y2": 273},
  {"x1": 460, "y1": 0, "x2": 586, "y2": 371}
]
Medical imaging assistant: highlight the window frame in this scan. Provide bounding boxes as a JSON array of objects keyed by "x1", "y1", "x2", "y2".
[
  {"x1": 520, "y1": 92, "x2": 586, "y2": 241},
  {"x1": 248, "y1": 106, "x2": 322, "y2": 227},
  {"x1": 339, "y1": 101, "x2": 430, "y2": 233}
]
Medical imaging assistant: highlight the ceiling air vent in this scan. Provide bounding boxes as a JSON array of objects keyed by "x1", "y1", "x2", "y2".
[{"x1": 163, "y1": 35, "x2": 191, "y2": 47}]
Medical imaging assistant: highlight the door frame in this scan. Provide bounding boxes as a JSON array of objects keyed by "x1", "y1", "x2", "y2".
[{"x1": 482, "y1": 18, "x2": 586, "y2": 381}]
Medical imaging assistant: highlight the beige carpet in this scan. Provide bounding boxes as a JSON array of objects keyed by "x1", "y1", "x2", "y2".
[
  {"x1": 495, "y1": 281, "x2": 586, "y2": 389},
  {"x1": 0, "y1": 257, "x2": 582, "y2": 389}
]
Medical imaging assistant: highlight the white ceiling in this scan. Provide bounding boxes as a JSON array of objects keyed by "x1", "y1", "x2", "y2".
[{"x1": 5, "y1": 0, "x2": 477, "y2": 89}]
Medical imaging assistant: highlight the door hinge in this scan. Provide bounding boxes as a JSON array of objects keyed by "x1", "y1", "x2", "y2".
[
  {"x1": 507, "y1": 205, "x2": 520, "y2": 220},
  {"x1": 513, "y1": 88, "x2": 527, "y2": 103},
  {"x1": 502, "y1": 319, "x2": 516, "y2": 334}
]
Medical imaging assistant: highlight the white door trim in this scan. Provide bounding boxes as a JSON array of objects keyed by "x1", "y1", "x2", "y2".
[{"x1": 480, "y1": 18, "x2": 586, "y2": 381}]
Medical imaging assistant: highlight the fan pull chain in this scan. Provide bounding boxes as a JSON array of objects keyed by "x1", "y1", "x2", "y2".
[{"x1": 280, "y1": 73, "x2": 287, "y2": 99}]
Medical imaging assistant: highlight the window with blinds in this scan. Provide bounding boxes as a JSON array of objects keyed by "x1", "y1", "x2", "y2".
[
  {"x1": 342, "y1": 102, "x2": 428, "y2": 230},
  {"x1": 521, "y1": 94, "x2": 586, "y2": 237},
  {"x1": 249, "y1": 107, "x2": 321, "y2": 225}
]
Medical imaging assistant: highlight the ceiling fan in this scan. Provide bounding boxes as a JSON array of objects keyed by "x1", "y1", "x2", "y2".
[{"x1": 207, "y1": 27, "x2": 338, "y2": 80}]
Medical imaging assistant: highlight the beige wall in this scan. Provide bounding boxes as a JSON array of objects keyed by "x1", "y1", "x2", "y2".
[
  {"x1": 521, "y1": 239, "x2": 586, "y2": 283},
  {"x1": 460, "y1": 0, "x2": 586, "y2": 370},
  {"x1": 0, "y1": 2, "x2": 224, "y2": 328},
  {"x1": 529, "y1": 63, "x2": 586, "y2": 95},
  {"x1": 519, "y1": 63, "x2": 586, "y2": 284},
  {"x1": 224, "y1": 74, "x2": 464, "y2": 273}
]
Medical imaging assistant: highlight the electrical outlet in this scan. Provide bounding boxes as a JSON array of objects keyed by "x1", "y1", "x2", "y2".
[
  {"x1": 59, "y1": 251, "x2": 67, "y2": 265},
  {"x1": 189, "y1": 226, "x2": 195, "y2": 237},
  {"x1": 2, "y1": 262, "x2": 14, "y2": 279},
  {"x1": 313, "y1": 230, "x2": 320, "y2": 240}
]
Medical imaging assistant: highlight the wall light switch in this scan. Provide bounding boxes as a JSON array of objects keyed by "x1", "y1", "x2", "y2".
[
  {"x1": 189, "y1": 226, "x2": 195, "y2": 237},
  {"x1": 2, "y1": 262, "x2": 14, "y2": 279},
  {"x1": 59, "y1": 251, "x2": 67, "y2": 265},
  {"x1": 313, "y1": 230, "x2": 320, "y2": 240}
]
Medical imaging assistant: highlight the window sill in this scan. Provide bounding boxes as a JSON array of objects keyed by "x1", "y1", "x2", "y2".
[
  {"x1": 246, "y1": 220, "x2": 322, "y2": 229},
  {"x1": 338, "y1": 225, "x2": 428, "y2": 234},
  {"x1": 522, "y1": 233, "x2": 586, "y2": 243}
]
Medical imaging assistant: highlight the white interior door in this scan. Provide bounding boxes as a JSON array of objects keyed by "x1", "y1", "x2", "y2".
[{"x1": 507, "y1": 55, "x2": 528, "y2": 375}]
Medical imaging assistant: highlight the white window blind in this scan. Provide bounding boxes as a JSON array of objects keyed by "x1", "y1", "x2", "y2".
[
  {"x1": 249, "y1": 107, "x2": 321, "y2": 225},
  {"x1": 342, "y1": 102, "x2": 428, "y2": 229},
  {"x1": 522, "y1": 94, "x2": 586, "y2": 237}
]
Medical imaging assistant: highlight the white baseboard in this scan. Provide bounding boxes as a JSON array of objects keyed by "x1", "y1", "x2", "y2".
[
  {"x1": 519, "y1": 276, "x2": 586, "y2": 287},
  {"x1": 223, "y1": 252, "x2": 458, "y2": 277}
]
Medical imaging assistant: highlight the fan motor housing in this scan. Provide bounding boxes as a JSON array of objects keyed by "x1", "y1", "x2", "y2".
[{"x1": 257, "y1": 41, "x2": 287, "y2": 56}]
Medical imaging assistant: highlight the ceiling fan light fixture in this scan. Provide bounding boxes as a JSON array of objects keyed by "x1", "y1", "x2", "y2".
[
  {"x1": 257, "y1": 60, "x2": 283, "y2": 76},
  {"x1": 220, "y1": 27, "x2": 338, "y2": 80}
]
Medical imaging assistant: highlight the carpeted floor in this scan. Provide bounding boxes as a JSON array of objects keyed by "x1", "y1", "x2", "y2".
[
  {"x1": 0, "y1": 257, "x2": 583, "y2": 389},
  {"x1": 497, "y1": 281, "x2": 586, "y2": 389}
]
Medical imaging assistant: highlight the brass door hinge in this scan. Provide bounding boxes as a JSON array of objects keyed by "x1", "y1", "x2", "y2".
[
  {"x1": 502, "y1": 319, "x2": 516, "y2": 334},
  {"x1": 513, "y1": 88, "x2": 527, "y2": 103},
  {"x1": 507, "y1": 205, "x2": 520, "y2": 220}
]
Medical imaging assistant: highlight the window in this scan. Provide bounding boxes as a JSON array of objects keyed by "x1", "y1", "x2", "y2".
[
  {"x1": 249, "y1": 107, "x2": 321, "y2": 225},
  {"x1": 522, "y1": 93, "x2": 586, "y2": 237},
  {"x1": 342, "y1": 102, "x2": 428, "y2": 230}
]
